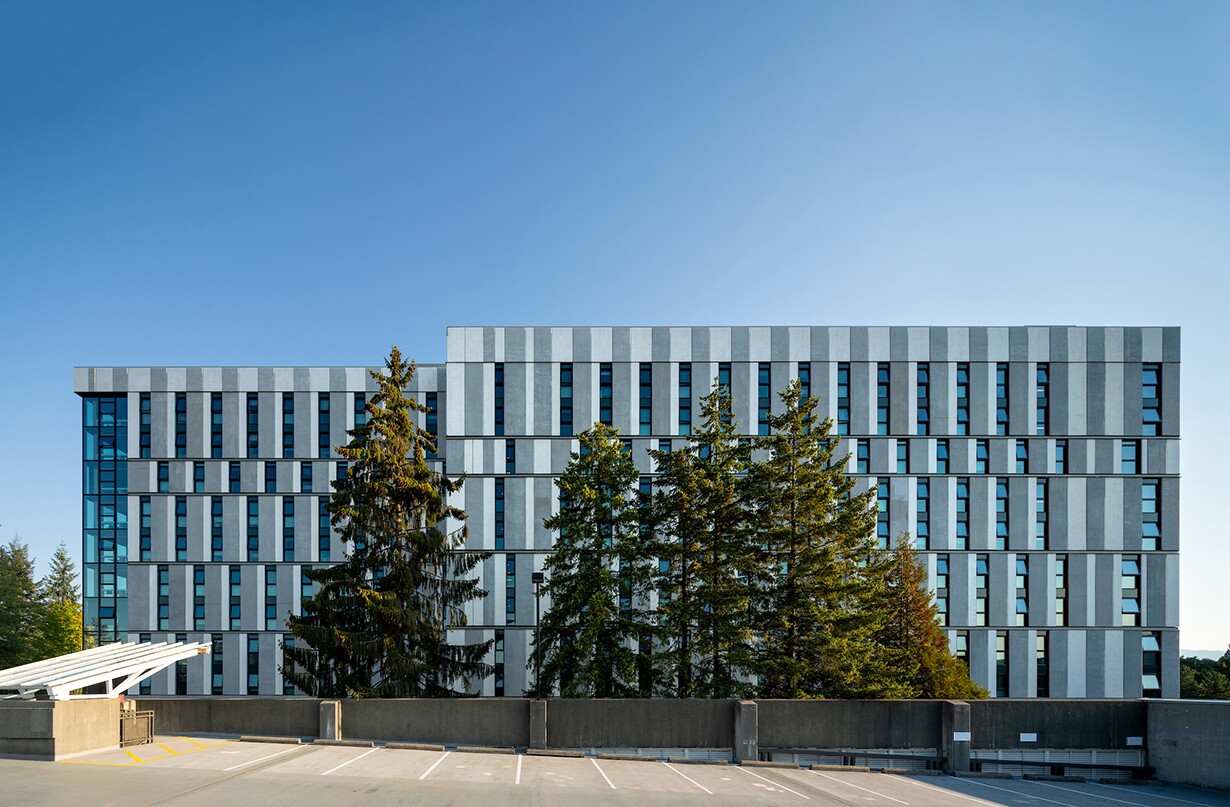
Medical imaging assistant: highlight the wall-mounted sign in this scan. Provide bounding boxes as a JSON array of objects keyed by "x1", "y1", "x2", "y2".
[
  {"x1": 1020, "y1": 733, "x2": 1038, "y2": 742},
  {"x1": 953, "y1": 731, "x2": 972, "y2": 742}
]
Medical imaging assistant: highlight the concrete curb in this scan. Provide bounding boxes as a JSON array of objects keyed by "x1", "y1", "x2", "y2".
[
  {"x1": 882, "y1": 768, "x2": 943, "y2": 776},
  {"x1": 313, "y1": 739, "x2": 375, "y2": 748},
  {"x1": 526, "y1": 749, "x2": 585, "y2": 758},
  {"x1": 809, "y1": 763, "x2": 871, "y2": 772},
  {"x1": 596, "y1": 753, "x2": 658, "y2": 762},
  {"x1": 1024, "y1": 774, "x2": 1086, "y2": 782},
  {"x1": 386, "y1": 742, "x2": 445, "y2": 752},
  {"x1": 956, "y1": 771, "x2": 1014, "y2": 779},
  {"x1": 239, "y1": 736, "x2": 302, "y2": 744},
  {"x1": 667, "y1": 757, "x2": 728, "y2": 765},
  {"x1": 455, "y1": 745, "x2": 515, "y2": 755},
  {"x1": 1098, "y1": 778, "x2": 1149, "y2": 785},
  {"x1": 741, "y1": 760, "x2": 801, "y2": 769}
]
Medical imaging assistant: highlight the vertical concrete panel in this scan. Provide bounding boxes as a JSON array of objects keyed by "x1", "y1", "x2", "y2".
[
  {"x1": 1104, "y1": 478, "x2": 1124, "y2": 551},
  {"x1": 1161, "y1": 362, "x2": 1180, "y2": 435}
]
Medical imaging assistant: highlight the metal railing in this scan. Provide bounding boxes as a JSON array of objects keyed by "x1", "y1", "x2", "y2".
[{"x1": 120, "y1": 710, "x2": 154, "y2": 747}]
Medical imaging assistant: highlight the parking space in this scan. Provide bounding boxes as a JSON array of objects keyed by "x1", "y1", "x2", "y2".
[{"x1": 62, "y1": 735, "x2": 239, "y2": 768}]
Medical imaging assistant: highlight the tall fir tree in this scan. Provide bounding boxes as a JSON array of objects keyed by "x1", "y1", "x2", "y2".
[
  {"x1": 649, "y1": 381, "x2": 758, "y2": 698},
  {"x1": 285, "y1": 347, "x2": 491, "y2": 697},
  {"x1": 0, "y1": 537, "x2": 43, "y2": 668},
  {"x1": 873, "y1": 537, "x2": 987, "y2": 699},
  {"x1": 38, "y1": 542, "x2": 83, "y2": 659},
  {"x1": 533, "y1": 423, "x2": 655, "y2": 697},
  {"x1": 746, "y1": 379, "x2": 884, "y2": 698}
]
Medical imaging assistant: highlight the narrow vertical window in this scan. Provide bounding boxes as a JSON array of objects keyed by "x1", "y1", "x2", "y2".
[
  {"x1": 936, "y1": 439, "x2": 949, "y2": 474},
  {"x1": 599, "y1": 363, "x2": 613, "y2": 427},
  {"x1": 1142, "y1": 479, "x2": 1160, "y2": 551},
  {"x1": 175, "y1": 393, "x2": 187, "y2": 458},
  {"x1": 877, "y1": 363, "x2": 890, "y2": 436},
  {"x1": 139, "y1": 496, "x2": 152, "y2": 561},
  {"x1": 139, "y1": 392, "x2": 152, "y2": 458},
  {"x1": 976, "y1": 439, "x2": 989, "y2": 474},
  {"x1": 194, "y1": 461, "x2": 205, "y2": 493},
  {"x1": 211, "y1": 496, "x2": 224, "y2": 562},
  {"x1": 1142, "y1": 632, "x2": 1162, "y2": 697},
  {"x1": 1055, "y1": 440, "x2": 1067, "y2": 475},
  {"x1": 996, "y1": 363, "x2": 1009, "y2": 436},
  {"x1": 1036, "y1": 363, "x2": 1049, "y2": 436},
  {"x1": 425, "y1": 392, "x2": 439, "y2": 459},
  {"x1": 175, "y1": 497, "x2": 187, "y2": 561},
  {"x1": 493, "y1": 629, "x2": 506, "y2": 697},
  {"x1": 211, "y1": 634, "x2": 224, "y2": 695},
  {"x1": 798, "y1": 362, "x2": 811, "y2": 401},
  {"x1": 1035, "y1": 479, "x2": 1048, "y2": 550},
  {"x1": 505, "y1": 555, "x2": 516, "y2": 625},
  {"x1": 955, "y1": 363, "x2": 969, "y2": 436},
  {"x1": 1122, "y1": 439, "x2": 1140, "y2": 474},
  {"x1": 300, "y1": 462, "x2": 312, "y2": 493},
  {"x1": 995, "y1": 478, "x2": 1009, "y2": 550},
  {"x1": 300, "y1": 566, "x2": 313, "y2": 607},
  {"x1": 995, "y1": 631, "x2": 1009, "y2": 697},
  {"x1": 935, "y1": 555, "x2": 949, "y2": 626},
  {"x1": 282, "y1": 498, "x2": 295, "y2": 562},
  {"x1": 1122, "y1": 555, "x2": 1142, "y2": 627},
  {"x1": 247, "y1": 635, "x2": 260, "y2": 695},
  {"x1": 915, "y1": 478, "x2": 929, "y2": 550},
  {"x1": 157, "y1": 460, "x2": 169, "y2": 491},
  {"x1": 955, "y1": 478, "x2": 969, "y2": 550},
  {"x1": 246, "y1": 497, "x2": 259, "y2": 562},
  {"x1": 211, "y1": 393, "x2": 223, "y2": 459},
  {"x1": 757, "y1": 362, "x2": 771, "y2": 436},
  {"x1": 955, "y1": 631, "x2": 970, "y2": 670},
  {"x1": 193, "y1": 565, "x2": 206, "y2": 631},
  {"x1": 916, "y1": 363, "x2": 929, "y2": 435},
  {"x1": 157, "y1": 565, "x2": 170, "y2": 630},
  {"x1": 229, "y1": 460, "x2": 241, "y2": 493},
  {"x1": 1142, "y1": 364, "x2": 1161, "y2": 436},
  {"x1": 229, "y1": 565, "x2": 242, "y2": 630},
  {"x1": 975, "y1": 555, "x2": 989, "y2": 626},
  {"x1": 1015, "y1": 555, "x2": 1029, "y2": 626},
  {"x1": 265, "y1": 461, "x2": 277, "y2": 493},
  {"x1": 876, "y1": 478, "x2": 890, "y2": 549},
  {"x1": 247, "y1": 393, "x2": 259, "y2": 458},
  {"x1": 897, "y1": 438, "x2": 909, "y2": 474},
  {"x1": 283, "y1": 636, "x2": 296, "y2": 695},
  {"x1": 638, "y1": 362, "x2": 651, "y2": 436},
  {"x1": 494, "y1": 363, "x2": 505, "y2": 436},
  {"x1": 318, "y1": 393, "x2": 331, "y2": 458},
  {"x1": 318, "y1": 498, "x2": 331, "y2": 562},
  {"x1": 1016, "y1": 440, "x2": 1028, "y2": 473},
  {"x1": 265, "y1": 565, "x2": 278, "y2": 630},
  {"x1": 561, "y1": 363, "x2": 574, "y2": 437},
  {"x1": 282, "y1": 393, "x2": 295, "y2": 458},
  {"x1": 837, "y1": 362, "x2": 850, "y2": 436},
  {"x1": 1036, "y1": 631, "x2": 1050, "y2": 698},
  {"x1": 856, "y1": 439, "x2": 870, "y2": 474},
  {"x1": 354, "y1": 392, "x2": 367, "y2": 428},
  {"x1": 1055, "y1": 554, "x2": 1068, "y2": 626},
  {"x1": 176, "y1": 632, "x2": 188, "y2": 695},
  {"x1": 494, "y1": 478, "x2": 505, "y2": 550},
  {"x1": 505, "y1": 439, "x2": 516, "y2": 474},
  {"x1": 678, "y1": 363, "x2": 692, "y2": 436}
]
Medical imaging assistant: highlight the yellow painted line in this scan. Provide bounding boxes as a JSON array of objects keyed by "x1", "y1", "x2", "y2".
[
  {"x1": 181, "y1": 736, "x2": 207, "y2": 748},
  {"x1": 60, "y1": 739, "x2": 238, "y2": 767},
  {"x1": 125, "y1": 749, "x2": 144, "y2": 763},
  {"x1": 156, "y1": 743, "x2": 180, "y2": 755}
]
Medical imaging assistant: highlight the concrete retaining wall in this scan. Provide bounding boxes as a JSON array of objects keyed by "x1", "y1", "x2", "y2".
[
  {"x1": 548, "y1": 699, "x2": 732, "y2": 748},
  {"x1": 757, "y1": 699, "x2": 942, "y2": 750},
  {"x1": 0, "y1": 700, "x2": 120, "y2": 760},
  {"x1": 968, "y1": 699, "x2": 1147, "y2": 750},
  {"x1": 1147, "y1": 700, "x2": 1230, "y2": 791},
  {"x1": 133, "y1": 698, "x2": 320, "y2": 738},
  {"x1": 343, "y1": 698, "x2": 531, "y2": 746}
]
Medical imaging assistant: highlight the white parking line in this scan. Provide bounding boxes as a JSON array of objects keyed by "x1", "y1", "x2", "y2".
[
  {"x1": 590, "y1": 757, "x2": 616, "y2": 789},
  {"x1": 890, "y1": 775, "x2": 1001, "y2": 807},
  {"x1": 222, "y1": 745, "x2": 305, "y2": 772},
  {"x1": 735, "y1": 766, "x2": 810, "y2": 800},
  {"x1": 321, "y1": 746, "x2": 380, "y2": 776},
  {"x1": 811, "y1": 771, "x2": 909, "y2": 804},
  {"x1": 1094, "y1": 782, "x2": 1225, "y2": 807},
  {"x1": 662, "y1": 761, "x2": 713, "y2": 795},
  {"x1": 1028, "y1": 779, "x2": 1161, "y2": 807},
  {"x1": 961, "y1": 777, "x2": 1082, "y2": 807},
  {"x1": 515, "y1": 753, "x2": 523, "y2": 785},
  {"x1": 418, "y1": 750, "x2": 451, "y2": 780}
]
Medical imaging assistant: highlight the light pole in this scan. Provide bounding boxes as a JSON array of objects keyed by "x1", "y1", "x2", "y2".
[{"x1": 531, "y1": 571, "x2": 544, "y2": 697}]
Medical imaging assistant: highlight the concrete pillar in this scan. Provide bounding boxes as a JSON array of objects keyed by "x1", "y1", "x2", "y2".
[
  {"x1": 319, "y1": 700, "x2": 341, "y2": 741},
  {"x1": 733, "y1": 700, "x2": 758, "y2": 763},
  {"x1": 941, "y1": 700, "x2": 971, "y2": 773},
  {"x1": 529, "y1": 699, "x2": 547, "y2": 749}
]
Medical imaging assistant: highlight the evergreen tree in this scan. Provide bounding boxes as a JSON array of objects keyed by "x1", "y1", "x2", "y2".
[
  {"x1": 533, "y1": 424, "x2": 655, "y2": 697},
  {"x1": 0, "y1": 537, "x2": 43, "y2": 669},
  {"x1": 746, "y1": 379, "x2": 884, "y2": 698},
  {"x1": 38, "y1": 542, "x2": 83, "y2": 659},
  {"x1": 873, "y1": 538, "x2": 987, "y2": 699},
  {"x1": 649, "y1": 382, "x2": 757, "y2": 698},
  {"x1": 285, "y1": 347, "x2": 491, "y2": 697}
]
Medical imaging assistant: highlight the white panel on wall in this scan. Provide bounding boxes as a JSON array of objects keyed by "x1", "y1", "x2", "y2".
[
  {"x1": 590, "y1": 327, "x2": 613, "y2": 362},
  {"x1": 550, "y1": 327, "x2": 572, "y2": 362},
  {"x1": 669, "y1": 327, "x2": 692, "y2": 361},
  {"x1": 709, "y1": 328, "x2": 732, "y2": 361},
  {"x1": 748, "y1": 327, "x2": 771, "y2": 360},
  {"x1": 1141, "y1": 328, "x2": 1164, "y2": 362},
  {"x1": 828, "y1": 328, "x2": 851, "y2": 361}
]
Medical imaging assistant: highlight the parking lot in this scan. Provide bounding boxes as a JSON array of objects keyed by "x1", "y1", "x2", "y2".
[{"x1": 0, "y1": 737, "x2": 1227, "y2": 807}]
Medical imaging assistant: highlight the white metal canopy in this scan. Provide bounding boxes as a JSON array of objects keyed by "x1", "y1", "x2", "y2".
[{"x1": 0, "y1": 641, "x2": 210, "y2": 701}]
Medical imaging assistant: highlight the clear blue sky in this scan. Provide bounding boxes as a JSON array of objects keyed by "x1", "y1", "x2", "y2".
[{"x1": 1, "y1": 2, "x2": 1226, "y2": 649}]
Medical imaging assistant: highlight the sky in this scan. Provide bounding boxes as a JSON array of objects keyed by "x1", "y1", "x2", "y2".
[{"x1": 1, "y1": 2, "x2": 1226, "y2": 649}]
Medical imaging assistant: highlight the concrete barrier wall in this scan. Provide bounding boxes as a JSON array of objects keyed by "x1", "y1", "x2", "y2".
[
  {"x1": 968, "y1": 699, "x2": 1147, "y2": 750},
  {"x1": 342, "y1": 698, "x2": 531, "y2": 746},
  {"x1": 1147, "y1": 700, "x2": 1230, "y2": 791},
  {"x1": 756, "y1": 699, "x2": 942, "y2": 749},
  {"x1": 548, "y1": 699, "x2": 732, "y2": 748},
  {"x1": 0, "y1": 700, "x2": 119, "y2": 760},
  {"x1": 133, "y1": 698, "x2": 321, "y2": 738}
]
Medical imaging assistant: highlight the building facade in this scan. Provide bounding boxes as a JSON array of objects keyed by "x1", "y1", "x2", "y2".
[{"x1": 76, "y1": 326, "x2": 1180, "y2": 698}]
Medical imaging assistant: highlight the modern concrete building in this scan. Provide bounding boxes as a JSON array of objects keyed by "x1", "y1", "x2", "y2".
[{"x1": 76, "y1": 326, "x2": 1180, "y2": 698}]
